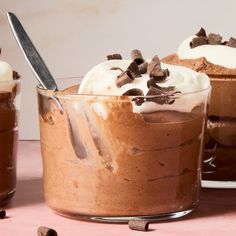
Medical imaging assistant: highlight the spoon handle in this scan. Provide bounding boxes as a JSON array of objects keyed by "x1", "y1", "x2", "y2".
[{"x1": 7, "y1": 12, "x2": 58, "y2": 91}]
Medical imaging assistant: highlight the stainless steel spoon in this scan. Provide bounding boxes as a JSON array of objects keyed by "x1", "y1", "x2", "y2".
[{"x1": 7, "y1": 12, "x2": 63, "y2": 111}]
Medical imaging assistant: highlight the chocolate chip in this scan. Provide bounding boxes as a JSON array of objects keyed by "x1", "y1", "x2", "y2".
[
  {"x1": 116, "y1": 70, "x2": 134, "y2": 87},
  {"x1": 190, "y1": 36, "x2": 208, "y2": 48},
  {"x1": 107, "y1": 54, "x2": 122, "y2": 60},
  {"x1": 128, "y1": 219, "x2": 150, "y2": 231},
  {"x1": 127, "y1": 61, "x2": 141, "y2": 78},
  {"x1": 37, "y1": 226, "x2": 57, "y2": 236},
  {"x1": 0, "y1": 209, "x2": 6, "y2": 219},
  {"x1": 122, "y1": 88, "x2": 144, "y2": 96},
  {"x1": 110, "y1": 67, "x2": 124, "y2": 73},
  {"x1": 208, "y1": 33, "x2": 222, "y2": 45},
  {"x1": 196, "y1": 27, "x2": 207, "y2": 37},
  {"x1": 226, "y1": 37, "x2": 236, "y2": 48},
  {"x1": 138, "y1": 62, "x2": 148, "y2": 74},
  {"x1": 131, "y1": 49, "x2": 144, "y2": 65}
]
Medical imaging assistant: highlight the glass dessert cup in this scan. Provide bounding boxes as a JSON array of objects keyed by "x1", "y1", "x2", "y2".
[
  {"x1": 37, "y1": 78, "x2": 210, "y2": 223},
  {"x1": 0, "y1": 78, "x2": 21, "y2": 205},
  {"x1": 202, "y1": 77, "x2": 236, "y2": 188}
]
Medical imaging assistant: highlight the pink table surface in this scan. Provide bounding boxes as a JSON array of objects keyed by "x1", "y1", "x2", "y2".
[{"x1": 1, "y1": 141, "x2": 236, "y2": 236}]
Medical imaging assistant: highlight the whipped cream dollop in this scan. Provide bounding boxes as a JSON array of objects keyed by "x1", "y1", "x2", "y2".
[
  {"x1": 78, "y1": 59, "x2": 210, "y2": 113},
  {"x1": 178, "y1": 35, "x2": 236, "y2": 68}
]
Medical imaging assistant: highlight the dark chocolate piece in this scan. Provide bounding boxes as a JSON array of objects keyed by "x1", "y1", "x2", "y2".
[
  {"x1": 226, "y1": 37, "x2": 236, "y2": 48},
  {"x1": 138, "y1": 62, "x2": 148, "y2": 74},
  {"x1": 107, "y1": 54, "x2": 122, "y2": 60},
  {"x1": 190, "y1": 36, "x2": 208, "y2": 48},
  {"x1": 116, "y1": 70, "x2": 134, "y2": 87},
  {"x1": 131, "y1": 49, "x2": 144, "y2": 65},
  {"x1": 196, "y1": 27, "x2": 207, "y2": 37},
  {"x1": 128, "y1": 219, "x2": 150, "y2": 231},
  {"x1": 122, "y1": 88, "x2": 144, "y2": 96},
  {"x1": 13, "y1": 70, "x2": 20, "y2": 80},
  {"x1": 0, "y1": 209, "x2": 6, "y2": 219},
  {"x1": 146, "y1": 86, "x2": 163, "y2": 96},
  {"x1": 37, "y1": 226, "x2": 57, "y2": 236},
  {"x1": 110, "y1": 67, "x2": 124, "y2": 73},
  {"x1": 147, "y1": 55, "x2": 169, "y2": 81},
  {"x1": 132, "y1": 97, "x2": 145, "y2": 106},
  {"x1": 127, "y1": 61, "x2": 141, "y2": 78},
  {"x1": 208, "y1": 33, "x2": 222, "y2": 45}
]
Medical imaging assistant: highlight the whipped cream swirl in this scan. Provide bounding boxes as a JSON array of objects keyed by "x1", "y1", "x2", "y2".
[{"x1": 178, "y1": 35, "x2": 236, "y2": 68}]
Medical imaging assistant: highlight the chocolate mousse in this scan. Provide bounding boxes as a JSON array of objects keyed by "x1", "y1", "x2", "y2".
[
  {"x1": 162, "y1": 28, "x2": 236, "y2": 183},
  {"x1": 0, "y1": 48, "x2": 20, "y2": 205},
  {"x1": 38, "y1": 50, "x2": 209, "y2": 221}
]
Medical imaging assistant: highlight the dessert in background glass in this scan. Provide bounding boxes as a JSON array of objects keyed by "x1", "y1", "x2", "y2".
[
  {"x1": 162, "y1": 28, "x2": 236, "y2": 188},
  {"x1": 37, "y1": 51, "x2": 210, "y2": 222},
  {"x1": 0, "y1": 52, "x2": 21, "y2": 205}
]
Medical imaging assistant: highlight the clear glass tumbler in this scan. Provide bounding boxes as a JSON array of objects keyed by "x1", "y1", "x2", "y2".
[
  {"x1": 0, "y1": 78, "x2": 21, "y2": 205},
  {"x1": 202, "y1": 77, "x2": 236, "y2": 188},
  {"x1": 37, "y1": 78, "x2": 210, "y2": 222}
]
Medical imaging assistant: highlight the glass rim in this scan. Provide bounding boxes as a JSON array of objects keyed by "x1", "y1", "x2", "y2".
[{"x1": 37, "y1": 83, "x2": 211, "y2": 100}]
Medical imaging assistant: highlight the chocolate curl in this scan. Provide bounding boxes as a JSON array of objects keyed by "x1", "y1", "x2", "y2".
[
  {"x1": 196, "y1": 27, "x2": 207, "y2": 37},
  {"x1": 148, "y1": 56, "x2": 169, "y2": 81},
  {"x1": 190, "y1": 36, "x2": 208, "y2": 48},
  {"x1": 13, "y1": 70, "x2": 20, "y2": 80},
  {"x1": 107, "y1": 54, "x2": 122, "y2": 60},
  {"x1": 131, "y1": 49, "x2": 145, "y2": 65},
  {"x1": 122, "y1": 88, "x2": 144, "y2": 96},
  {"x1": 138, "y1": 62, "x2": 148, "y2": 74},
  {"x1": 0, "y1": 209, "x2": 6, "y2": 219},
  {"x1": 37, "y1": 226, "x2": 57, "y2": 236},
  {"x1": 127, "y1": 61, "x2": 141, "y2": 78},
  {"x1": 226, "y1": 37, "x2": 236, "y2": 48},
  {"x1": 208, "y1": 33, "x2": 222, "y2": 45},
  {"x1": 128, "y1": 219, "x2": 150, "y2": 231},
  {"x1": 116, "y1": 70, "x2": 134, "y2": 87},
  {"x1": 146, "y1": 86, "x2": 163, "y2": 96}
]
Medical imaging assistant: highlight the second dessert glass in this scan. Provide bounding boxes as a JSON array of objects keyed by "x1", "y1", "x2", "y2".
[
  {"x1": 0, "y1": 78, "x2": 21, "y2": 205},
  {"x1": 37, "y1": 78, "x2": 210, "y2": 222}
]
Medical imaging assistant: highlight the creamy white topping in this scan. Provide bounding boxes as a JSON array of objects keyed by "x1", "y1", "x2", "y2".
[
  {"x1": 0, "y1": 60, "x2": 13, "y2": 82},
  {"x1": 78, "y1": 59, "x2": 210, "y2": 114},
  {"x1": 178, "y1": 35, "x2": 236, "y2": 68},
  {"x1": 0, "y1": 60, "x2": 14, "y2": 92}
]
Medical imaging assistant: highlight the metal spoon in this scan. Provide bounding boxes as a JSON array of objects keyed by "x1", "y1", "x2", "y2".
[{"x1": 7, "y1": 12, "x2": 63, "y2": 111}]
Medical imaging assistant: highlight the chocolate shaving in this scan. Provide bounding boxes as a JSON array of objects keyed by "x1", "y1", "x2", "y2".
[
  {"x1": 147, "y1": 55, "x2": 169, "y2": 81},
  {"x1": 116, "y1": 70, "x2": 134, "y2": 87},
  {"x1": 196, "y1": 27, "x2": 207, "y2": 37},
  {"x1": 132, "y1": 97, "x2": 145, "y2": 106},
  {"x1": 37, "y1": 226, "x2": 57, "y2": 236},
  {"x1": 110, "y1": 67, "x2": 124, "y2": 73},
  {"x1": 107, "y1": 54, "x2": 122, "y2": 60},
  {"x1": 0, "y1": 209, "x2": 6, "y2": 219},
  {"x1": 0, "y1": 48, "x2": 1, "y2": 55},
  {"x1": 13, "y1": 70, "x2": 20, "y2": 80},
  {"x1": 208, "y1": 33, "x2": 222, "y2": 45},
  {"x1": 131, "y1": 49, "x2": 144, "y2": 65},
  {"x1": 138, "y1": 62, "x2": 148, "y2": 74},
  {"x1": 127, "y1": 61, "x2": 141, "y2": 78},
  {"x1": 146, "y1": 86, "x2": 163, "y2": 96},
  {"x1": 128, "y1": 219, "x2": 150, "y2": 231},
  {"x1": 226, "y1": 37, "x2": 236, "y2": 48},
  {"x1": 190, "y1": 36, "x2": 208, "y2": 48},
  {"x1": 122, "y1": 88, "x2": 144, "y2": 96}
]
